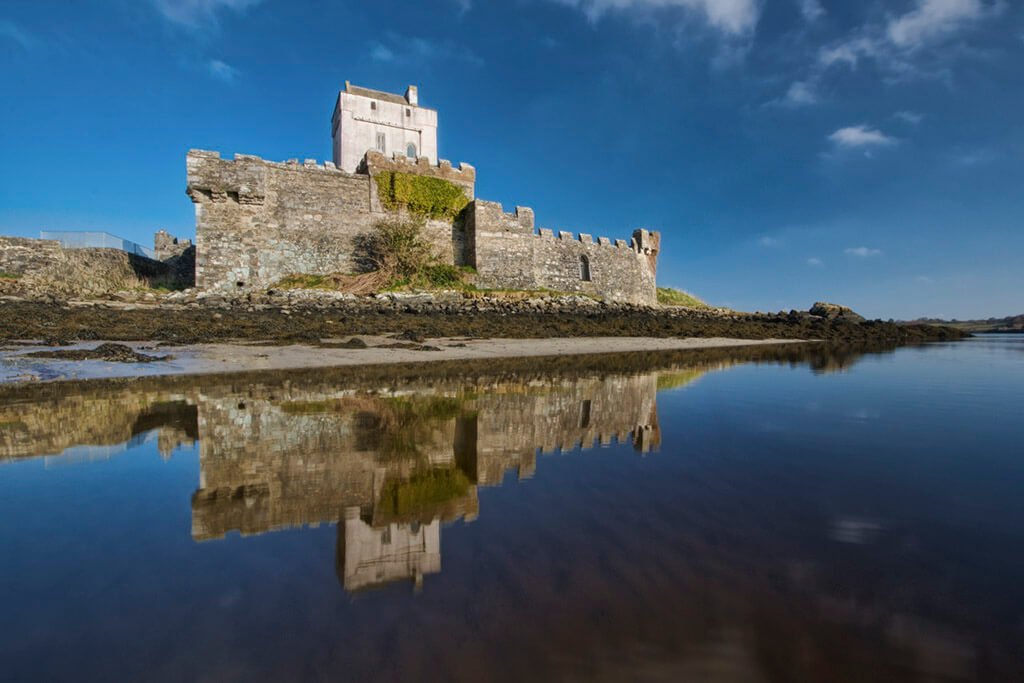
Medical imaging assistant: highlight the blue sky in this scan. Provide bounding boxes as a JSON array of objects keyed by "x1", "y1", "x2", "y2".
[{"x1": 1, "y1": 0, "x2": 1021, "y2": 319}]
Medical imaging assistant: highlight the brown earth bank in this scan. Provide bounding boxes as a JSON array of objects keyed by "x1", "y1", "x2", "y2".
[{"x1": 0, "y1": 292, "x2": 967, "y2": 346}]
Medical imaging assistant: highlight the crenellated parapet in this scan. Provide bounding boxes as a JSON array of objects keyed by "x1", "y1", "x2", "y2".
[
  {"x1": 465, "y1": 199, "x2": 661, "y2": 305},
  {"x1": 363, "y1": 150, "x2": 475, "y2": 196}
]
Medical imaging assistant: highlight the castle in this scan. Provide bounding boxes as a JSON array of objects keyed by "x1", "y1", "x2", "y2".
[{"x1": 187, "y1": 82, "x2": 661, "y2": 304}]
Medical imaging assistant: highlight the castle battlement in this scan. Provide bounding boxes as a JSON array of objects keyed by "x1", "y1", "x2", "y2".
[{"x1": 364, "y1": 150, "x2": 475, "y2": 193}]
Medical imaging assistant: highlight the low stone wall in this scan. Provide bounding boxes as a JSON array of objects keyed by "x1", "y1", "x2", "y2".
[
  {"x1": 0, "y1": 236, "x2": 182, "y2": 296},
  {"x1": 465, "y1": 200, "x2": 660, "y2": 305}
]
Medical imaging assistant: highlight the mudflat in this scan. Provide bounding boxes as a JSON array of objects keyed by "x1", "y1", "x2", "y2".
[{"x1": 0, "y1": 296, "x2": 967, "y2": 347}]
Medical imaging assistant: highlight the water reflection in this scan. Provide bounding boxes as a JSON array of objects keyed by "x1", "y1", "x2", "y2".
[
  {"x1": 191, "y1": 368, "x2": 668, "y2": 591},
  {"x1": 0, "y1": 342, "x2": 905, "y2": 598},
  {"x1": 5, "y1": 341, "x2": 1023, "y2": 680}
]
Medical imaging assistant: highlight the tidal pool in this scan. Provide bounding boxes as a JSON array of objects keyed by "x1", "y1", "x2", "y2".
[{"x1": 1, "y1": 337, "x2": 1022, "y2": 681}]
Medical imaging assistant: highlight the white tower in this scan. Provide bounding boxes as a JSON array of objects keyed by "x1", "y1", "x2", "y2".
[{"x1": 331, "y1": 81, "x2": 439, "y2": 173}]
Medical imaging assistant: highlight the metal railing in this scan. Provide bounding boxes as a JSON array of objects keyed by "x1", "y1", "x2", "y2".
[{"x1": 40, "y1": 231, "x2": 157, "y2": 260}]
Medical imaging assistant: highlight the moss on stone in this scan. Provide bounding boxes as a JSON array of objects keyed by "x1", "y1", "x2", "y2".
[{"x1": 375, "y1": 170, "x2": 470, "y2": 219}]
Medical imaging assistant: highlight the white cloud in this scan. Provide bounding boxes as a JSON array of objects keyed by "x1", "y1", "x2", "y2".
[
  {"x1": 828, "y1": 125, "x2": 897, "y2": 148},
  {"x1": 452, "y1": 0, "x2": 472, "y2": 14},
  {"x1": 369, "y1": 34, "x2": 483, "y2": 67},
  {"x1": 153, "y1": 0, "x2": 263, "y2": 28},
  {"x1": 208, "y1": 59, "x2": 239, "y2": 83},
  {"x1": 887, "y1": 0, "x2": 986, "y2": 49},
  {"x1": 807, "y1": 257, "x2": 823, "y2": 266},
  {"x1": 758, "y1": 236, "x2": 779, "y2": 247},
  {"x1": 369, "y1": 43, "x2": 395, "y2": 62},
  {"x1": 817, "y1": 0, "x2": 999, "y2": 74},
  {"x1": 799, "y1": 0, "x2": 825, "y2": 23},
  {"x1": 0, "y1": 19, "x2": 36, "y2": 49},
  {"x1": 845, "y1": 247, "x2": 882, "y2": 257},
  {"x1": 553, "y1": 0, "x2": 760, "y2": 35},
  {"x1": 895, "y1": 110, "x2": 924, "y2": 124},
  {"x1": 780, "y1": 80, "x2": 818, "y2": 106}
]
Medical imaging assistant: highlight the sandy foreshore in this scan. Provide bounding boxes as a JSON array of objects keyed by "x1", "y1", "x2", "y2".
[{"x1": 0, "y1": 336, "x2": 808, "y2": 384}]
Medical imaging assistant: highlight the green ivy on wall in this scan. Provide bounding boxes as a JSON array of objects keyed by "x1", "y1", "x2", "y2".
[{"x1": 375, "y1": 170, "x2": 470, "y2": 220}]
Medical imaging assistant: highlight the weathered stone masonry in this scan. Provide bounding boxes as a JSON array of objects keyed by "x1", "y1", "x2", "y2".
[{"x1": 187, "y1": 82, "x2": 661, "y2": 304}]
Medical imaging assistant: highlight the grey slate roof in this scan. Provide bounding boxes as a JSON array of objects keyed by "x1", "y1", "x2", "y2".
[{"x1": 345, "y1": 83, "x2": 409, "y2": 106}]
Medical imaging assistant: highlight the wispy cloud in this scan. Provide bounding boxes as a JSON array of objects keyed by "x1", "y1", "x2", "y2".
[
  {"x1": 845, "y1": 246, "x2": 882, "y2": 257},
  {"x1": 369, "y1": 33, "x2": 483, "y2": 67},
  {"x1": 0, "y1": 19, "x2": 36, "y2": 49},
  {"x1": 758, "y1": 236, "x2": 780, "y2": 247},
  {"x1": 152, "y1": 0, "x2": 263, "y2": 29},
  {"x1": 951, "y1": 147, "x2": 996, "y2": 166},
  {"x1": 777, "y1": 80, "x2": 818, "y2": 107},
  {"x1": 451, "y1": 0, "x2": 472, "y2": 15},
  {"x1": 807, "y1": 257, "x2": 823, "y2": 266},
  {"x1": 895, "y1": 110, "x2": 924, "y2": 124},
  {"x1": 550, "y1": 0, "x2": 760, "y2": 36},
  {"x1": 817, "y1": 0, "x2": 1000, "y2": 77},
  {"x1": 798, "y1": 0, "x2": 825, "y2": 23},
  {"x1": 829, "y1": 125, "x2": 897, "y2": 148},
  {"x1": 208, "y1": 59, "x2": 239, "y2": 83},
  {"x1": 887, "y1": 0, "x2": 988, "y2": 49}
]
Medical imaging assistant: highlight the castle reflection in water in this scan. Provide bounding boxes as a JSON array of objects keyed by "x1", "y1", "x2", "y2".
[
  {"x1": 4, "y1": 350, "x2": 759, "y2": 592},
  {"x1": 190, "y1": 370, "x2": 667, "y2": 592}
]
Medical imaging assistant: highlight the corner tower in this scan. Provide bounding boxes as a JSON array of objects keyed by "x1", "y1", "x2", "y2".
[{"x1": 331, "y1": 81, "x2": 438, "y2": 173}]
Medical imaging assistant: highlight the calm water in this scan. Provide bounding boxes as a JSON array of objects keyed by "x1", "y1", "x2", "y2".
[{"x1": 1, "y1": 337, "x2": 1023, "y2": 682}]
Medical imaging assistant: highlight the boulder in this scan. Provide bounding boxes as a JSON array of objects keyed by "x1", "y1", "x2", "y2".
[{"x1": 809, "y1": 302, "x2": 866, "y2": 323}]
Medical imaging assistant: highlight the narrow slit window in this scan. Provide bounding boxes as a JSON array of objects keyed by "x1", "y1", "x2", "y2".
[
  {"x1": 370, "y1": 101, "x2": 377, "y2": 111},
  {"x1": 376, "y1": 133, "x2": 386, "y2": 153},
  {"x1": 579, "y1": 255, "x2": 591, "y2": 281}
]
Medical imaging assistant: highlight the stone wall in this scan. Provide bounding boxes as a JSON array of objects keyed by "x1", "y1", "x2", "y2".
[
  {"x1": 187, "y1": 150, "x2": 659, "y2": 302},
  {"x1": 187, "y1": 150, "x2": 472, "y2": 291},
  {"x1": 0, "y1": 236, "x2": 181, "y2": 295},
  {"x1": 465, "y1": 200, "x2": 660, "y2": 305}
]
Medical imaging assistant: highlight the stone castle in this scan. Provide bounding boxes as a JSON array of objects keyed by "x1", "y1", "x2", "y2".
[{"x1": 187, "y1": 82, "x2": 662, "y2": 304}]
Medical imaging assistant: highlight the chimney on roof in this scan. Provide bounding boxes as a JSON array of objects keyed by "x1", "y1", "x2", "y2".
[{"x1": 405, "y1": 85, "x2": 418, "y2": 106}]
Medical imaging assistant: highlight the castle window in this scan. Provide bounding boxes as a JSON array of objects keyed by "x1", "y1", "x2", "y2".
[
  {"x1": 405, "y1": 108, "x2": 411, "y2": 117},
  {"x1": 406, "y1": 143, "x2": 416, "y2": 159},
  {"x1": 579, "y1": 255, "x2": 591, "y2": 281},
  {"x1": 376, "y1": 133, "x2": 386, "y2": 153},
  {"x1": 370, "y1": 101, "x2": 377, "y2": 111}
]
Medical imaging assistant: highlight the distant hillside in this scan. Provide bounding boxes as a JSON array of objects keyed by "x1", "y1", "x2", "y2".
[{"x1": 907, "y1": 314, "x2": 1024, "y2": 333}]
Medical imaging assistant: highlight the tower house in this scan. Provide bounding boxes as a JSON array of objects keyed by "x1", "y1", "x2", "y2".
[{"x1": 331, "y1": 81, "x2": 438, "y2": 173}]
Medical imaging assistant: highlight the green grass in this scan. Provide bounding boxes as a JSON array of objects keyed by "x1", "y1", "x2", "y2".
[
  {"x1": 0, "y1": 271, "x2": 22, "y2": 280},
  {"x1": 375, "y1": 468, "x2": 472, "y2": 520},
  {"x1": 272, "y1": 273, "x2": 336, "y2": 290},
  {"x1": 0, "y1": 420, "x2": 27, "y2": 431},
  {"x1": 656, "y1": 369, "x2": 708, "y2": 391},
  {"x1": 656, "y1": 287, "x2": 709, "y2": 308}
]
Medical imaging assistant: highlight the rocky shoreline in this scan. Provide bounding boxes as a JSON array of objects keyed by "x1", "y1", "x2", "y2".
[{"x1": 0, "y1": 289, "x2": 967, "y2": 346}]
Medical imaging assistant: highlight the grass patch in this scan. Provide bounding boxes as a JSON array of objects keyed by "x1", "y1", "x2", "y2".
[
  {"x1": 376, "y1": 468, "x2": 472, "y2": 521},
  {"x1": 0, "y1": 271, "x2": 22, "y2": 280},
  {"x1": 0, "y1": 420, "x2": 27, "y2": 431},
  {"x1": 656, "y1": 369, "x2": 706, "y2": 392},
  {"x1": 657, "y1": 287, "x2": 708, "y2": 308}
]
